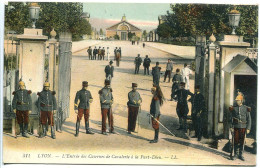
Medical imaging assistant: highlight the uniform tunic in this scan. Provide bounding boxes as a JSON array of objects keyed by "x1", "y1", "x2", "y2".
[
  {"x1": 150, "y1": 96, "x2": 160, "y2": 130},
  {"x1": 143, "y1": 57, "x2": 151, "y2": 75},
  {"x1": 171, "y1": 73, "x2": 183, "y2": 99},
  {"x1": 105, "y1": 65, "x2": 114, "y2": 81},
  {"x1": 134, "y1": 57, "x2": 143, "y2": 74},
  {"x1": 152, "y1": 66, "x2": 161, "y2": 86}
]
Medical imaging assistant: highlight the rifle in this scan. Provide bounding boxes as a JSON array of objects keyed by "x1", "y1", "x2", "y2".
[
  {"x1": 137, "y1": 105, "x2": 141, "y2": 135},
  {"x1": 230, "y1": 128, "x2": 235, "y2": 159},
  {"x1": 14, "y1": 114, "x2": 17, "y2": 138}
]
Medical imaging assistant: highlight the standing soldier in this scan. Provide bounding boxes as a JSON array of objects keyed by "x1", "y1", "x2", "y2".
[
  {"x1": 105, "y1": 61, "x2": 114, "y2": 83},
  {"x1": 149, "y1": 85, "x2": 164, "y2": 143},
  {"x1": 190, "y1": 85, "x2": 205, "y2": 141},
  {"x1": 152, "y1": 62, "x2": 161, "y2": 86},
  {"x1": 118, "y1": 47, "x2": 122, "y2": 58},
  {"x1": 101, "y1": 47, "x2": 105, "y2": 60},
  {"x1": 143, "y1": 43, "x2": 145, "y2": 48},
  {"x1": 171, "y1": 68, "x2": 182, "y2": 101},
  {"x1": 181, "y1": 63, "x2": 192, "y2": 90},
  {"x1": 106, "y1": 47, "x2": 110, "y2": 61},
  {"x1": 93, "y1": 46, "x2": 98, "y2": 60},
  {"x1": 134, "y1": 54, "x2": 142, "y2": 74},
  {"x1": 164, "y1": 59, "x2": 173, "y2": 82},
  {"x1": 114, "y1": 47, "x2": 118, "y2": 60},
  {"x1": 99, "y1": 79, "x2": 115, "y2": 135},
  {"x1": 87, "y1": 46, "x2": 92, "y2": 60},
  {"x1": 37, "y1": 82, "x2": 57, "y2": 139},
  {"x1": 229, "y1": 93, "x2": 251, "y2": 161},
  {"x1": 115, "y1": 50, "x2": 121, "y2": 67},
  {"x1": 127, "y1": 83, "x2": 142, "y2": 134},
  {"x1": 98, "y1": 46, "x2": 102, "y2": 60},
  {"x1": 143, "y1": 55, "x2": 151, "y2": 75},
  {"x1": 175, "y1": 82, "x2": 193, "y2": 133},
  {"x1": 12, "y1": 81, "x2": 32, "y2": 138},
  {"x1": 74, "y1": 81, "x2": 94, "y2": 137}
]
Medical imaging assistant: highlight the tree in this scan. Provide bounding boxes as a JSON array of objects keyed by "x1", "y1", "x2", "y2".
[
  {"x1": 157, "y1": 23, "x2": 172, "y2": 39},
  {"x1": 128, "y1": 32, "x2": 135, "y2": 40},
  {"x1": 99, "y1": 28, "x2": 104, "y2": 35},
  {"x1": 142, "y1": 30, "x2": 147, "y2": 38}
]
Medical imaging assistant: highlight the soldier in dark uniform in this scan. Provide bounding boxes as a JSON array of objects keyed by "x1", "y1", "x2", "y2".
[
  {"x1": 99, "y1": 79, "x2": 115, "y2": 135},
  {"x1": 101, "y1": 47, "x2": 105, "y2": 60},
  {"x1": 229, "y1": 93, "x2": 251, "y2": 161},
  {"x1": 152, "y1": 62, "x2": 161, "y2": 86},
  {"x1": 87, "y1": 46, "x2": 92, "y2": 60},
  {"x1": 118, "y1": 47, "x2": 122, "y2": 58},
  {"x1": 114, "y1": 47, "x2": 118, "y2": 60},
  {"x1": 127, "y1": 83, "x2": 142, "y2": 134},
  {"x1": 93, "y1": 46, "x2": 97, "y2": 60},
  {"x1": 171, "y1": 68, "x2": 182, "y2": 101},
  {"x1": 134, "y1": 54, "x2": 142, "y2": 74},
  {"x1": 12, "y1": 81, "x2": 32, "y2": 138},
  {"x1": 143, "y1": 55, "x2": 151, "y2": 75},
  {"x1": 37, "y1": 82, "x2": 57, "y2": 139},
  {"x1": 149, "y1": 85, "x2": 164, "y2": 143},
  {"x1": 175, "y1": 82, "x2": 193, "y2": 133},
  {"x1": 98, "y1": 46, "x2": 102, "y2": 60},
  {"x1": 105, "y1": 61, "x2": 114, "y2": 83},
  {"x1": 190, "y1": 85, "x2": 205, "y2": 141},
  {"x1": 74, "y1": 81, "x2": 94, "y2": 137},
  {"x1": 143, "y1": 43, "x2": 145, "y2": 48}
]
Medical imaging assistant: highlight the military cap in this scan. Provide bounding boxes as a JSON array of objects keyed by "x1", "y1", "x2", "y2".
[
  {"x1": 138, "y1": 54, "x2": 140, "y2": 56},
  {"x1": 132, "y1": 83, "x2": 137, "y2": 87},
  {"x1": 82, "y1": 81, "x2": 88, "y2": 87},
  {"x1": 109, "y1": 60, "x2": 113, "y2": 64},
  {"x1": 180, "y1": 82, "x2": 186, "y2": 86},
  {"x1": 156, "y1": 62, "x2": 159, "y2": 65},
  {"x1": 44, "y1": 82, "x2": 50, "y2": 87},
  {"x1": 105, "y1": 79, "x2": 110, "y2": 85},
  {"x1": 18, "y1": 81, "x2": 25, "y2": 86}
]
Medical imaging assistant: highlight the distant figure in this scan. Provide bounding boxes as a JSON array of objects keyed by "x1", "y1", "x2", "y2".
[
  {"x1": 105, "y1": 61, "x2": 114, "y2": 83},
  {"x1": 137, "y1": 41, "x2": 139, "y2": 45},
  {"x1": 152, "y1": 62, "x2": 161, "y2": 86},
  {"x1": 114, "y1": 47, "x2": 118, "y2": 60},
  {"x1": 93, "y1": 46, "x2": 97, "y2": 60},
  {"x1": 101, "y1": 47, "x2": 105, "y2": 60},
  {"x1": 143, "y1": 55, "x2": 151, "y2": 75},
  {"x1": 106, "y1": 47, "x2": 110, "y2": 61},
  {"x1": 164, "y1": 59, "x2": 173, "y2": 82},
  {"x1": 181, "y1": 63, "x2": 192, "y2": 90},
  {"x1": 118, "y1": 47, "x2": 122, "y2": 58},
  {"x1": 143, "y1": 43, "x2": 145, "y2": 48},
  {"x1": 87, "y1": 46, "x2": 92, "y2": 60},
  {"x1": 171, "y1": 68, "x2": 183, "y2": 101},
  {"x1": 115, "y1": 50, "x2": 121, "y2": 67},
  {"x1": 134, "y1": 54, "x2": 142, "y2": 74},
  {"x1": 98, "y1": 46, "x2": 102, "y2": 60}
]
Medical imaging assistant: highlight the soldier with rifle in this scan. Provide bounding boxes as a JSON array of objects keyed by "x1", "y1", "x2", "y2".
[
  {"x1": 12, "y1": 81, "x2": 32, "y2": 138},
  {"x1": 229, "y1": 93, "x2": 251, "y2": 161},
  {"x1": 37, "y1": 82, "x2": 57, "y2": 139},
  {"x1": 74, "y1": 81, "x2": 94, "y2": 137},
  {"x1": 87, "y1": 46, "x2": 93, "y2": 60},
  {"x1": 99, "y1": 79, "x2": 115, "y2": 135},
  {"x1": 127, "y1": 83, "x2": 142, "y2": 134}
]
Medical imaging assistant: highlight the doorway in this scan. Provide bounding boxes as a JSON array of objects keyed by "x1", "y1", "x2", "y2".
[{"x1": 121, "y1": 32, "x2": 127, "y2": 40}]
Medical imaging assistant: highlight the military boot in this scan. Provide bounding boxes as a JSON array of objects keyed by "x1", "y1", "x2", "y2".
[
  {"x1": 51, "y1": 126, "x2": 56, "y2": 139},
  {"x1": 23, "y1": 124, "x2": 30, "y2": 138},
  {"x1": 39, "y1": 125, "x2": 46, "y2": 138},
  {"x1": 75, "y1": 122, "x2": 80, "y2": 137},
  {"x1": 231, "y1": 145, "x2": 239, "y2": 160},
  {"x1": 85, "y1": 121, "x2": 94, "y2": 134},
  {"x1": 19, "y1": 124, "x2": 24, "y2": 136},
  {"x1": 239, "y1": 144, "x2": 245, "y2": 161},
  {"x1": 150, "y1": 129, "x2": 159, "y2": 143}
]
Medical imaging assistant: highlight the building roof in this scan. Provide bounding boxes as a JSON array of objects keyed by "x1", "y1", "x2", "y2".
[
  {"x1": 223, "y1": 54, "x2": 257, "y2": 73},
  {"x1": 106, "y1": 20, "x2": 142, "y2": 31}
]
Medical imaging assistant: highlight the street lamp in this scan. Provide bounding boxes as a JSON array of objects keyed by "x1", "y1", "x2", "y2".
[
  {"x1": 29, "y1": 2, "x2": 40, "y2": 29},
  {"x1": 228, "y1": 7, "x2": 241, "y2": 35}
]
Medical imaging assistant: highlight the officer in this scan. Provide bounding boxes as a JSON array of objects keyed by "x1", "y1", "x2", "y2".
[
  {"x1": 175, "y1": 82, "x2": 193, "y2": 133},
  {"x1": 12, "y1": 81, "x2": 32, "y2": 138},
  {"x1": 105, "y1": 61, "x2": 114, "y2": 83},
  {"x1": 99, "y1": 79, "x2": 115, "y2": 135},
  {"x1": 171, "y1": 68, "x2": 183, "y2": 101},
  {"x1": 93, "y1": 46, "x2": 97, "y2": 60},
  {"x1": 134, "y1": 54, "x2": 142, "y2": 74},
  {"x1": 229, "y1": 93, "x2": 251, "y2": 161},
  {"x1": 37, "y1": 82, "x2": 57, "y2": 139},
  {"x1": 74, "y1": 81, "x2": 94, "y2": 137},
  {"x1": 87, "y1": 46, "x2": 92, "y2": 60},
  {"x1": 164, "y1": 59, "x2": 173, "y2": 82},
  {"x1": 98, "y1": 46, "x2": 102, "y2": 60},
  {"x1": 149, "y1": 85, "x2": 164, "y2": 143},
  {"x1": 127, "y1": 83, "x2": 142, "y2": 134},
  {"x1": 152, "y1": 62, "x2": 161, "y2": 86},
  {"x1": 190, "y1": 85, "x2": 205, "y2": 141},
  {"x1": 143, "y1": 55, "x2": 151, "y2": 75}
]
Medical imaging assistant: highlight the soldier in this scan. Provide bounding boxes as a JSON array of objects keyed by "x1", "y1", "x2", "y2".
[
  {"x1": 143, "y1": 55, "x2": 151, "y2": 75},
  {"x1": 87, "y1": 46, "x2": 92, "y2": 60},
  {"x1": 149, "y1": 85, "x2": 164, "y2": 143},
  {"x1": 106, "y1": 47, "x2": 110, "y2": 61},
  {"x1": 143, "y1": 43, "x2": 145, "y2": 48},
  {"x1": 181, "y1": 63, "x2": 192, "y2": 90},
  {"x1": 152, "y1": 62, "x2": 161, "y2": 86},
  {"x1": 101, "y1": 47, "x2": 105, "y2": 60},
  {"x1": 127, "y1": 83, "x2": 142, "y2": 134},
  {"x1": 114, "y1": 47, "x2": 118, "y2": 60},
  {"x1": 164, "y1": 59, "x2": 173, "y2": 82},
  {"x1": 190, "y1": 85, "x2": 205, "y2": 141},
  {"x1": 93, "y1": 46, "x2": 98, "y2": 60},
  {"x1": 105, "y1": 61, "x2": 114, "y2": 83},
  {"x1": 74, "y1": 81, "x2": 94, "y2": 137},
  {"x1": 175, "y1": 82, "x2": 193, "y2": 133},
  {"x1": 99, "y1": 79, "x2": 115, "y2": 135},
  {"x1": 12, "y1": 81, "x2": 32, "y2": 138},
  {"x1": 118, "y1": 47, "x2": 122, "y2": 58},
  {"x1": 134, "y1": 54, "x2": 142, "y2": 74},
  {"x1": 171, "y1": 68, "x2": 182, "y2": 101},
  {"x1": 229, "y1": 93, "x2": 251, "y2": 161},
  {"x1": 37, "y1": 82, "x2": 57, "y2": 139},
  {"x1": 115, "y1": 50, "x2": 121, "y2": 67},
  {"x1": 98, "y1": 46, "x2": 102, "y2": 60}
]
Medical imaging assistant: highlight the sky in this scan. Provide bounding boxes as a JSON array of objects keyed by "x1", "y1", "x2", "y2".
[{"x1": 83, "y1": 3, "x2": 171, "y2": 32}]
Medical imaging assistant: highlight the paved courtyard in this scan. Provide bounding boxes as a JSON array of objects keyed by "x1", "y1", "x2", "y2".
[{"x1": 3, "y1": 40, "x2": 256, "y2": 166}]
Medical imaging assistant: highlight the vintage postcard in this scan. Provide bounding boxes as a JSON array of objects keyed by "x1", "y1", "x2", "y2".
[{"x1": 1, "y1": 0, "x2": 259, "y2": 167}]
